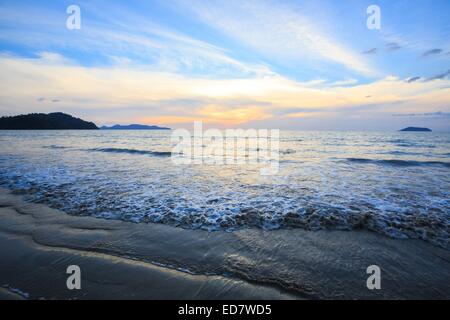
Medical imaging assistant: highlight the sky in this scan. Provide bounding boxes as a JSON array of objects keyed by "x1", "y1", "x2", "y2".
[{"x1": 0, "y1": 0, "x2": 449, "y2": 131}]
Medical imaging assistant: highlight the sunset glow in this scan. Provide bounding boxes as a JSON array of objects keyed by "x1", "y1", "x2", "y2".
[{"x1": 0, "y1": 0, "x2": 449, "y2": 130}]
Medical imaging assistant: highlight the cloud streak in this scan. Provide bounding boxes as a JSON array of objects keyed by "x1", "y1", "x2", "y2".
[
  {"x1": 362, "y1": 48, "x2": 377, "y2": 55},
  {"x1": 0, "y1": 53, "x2": 448, "y2": 127},
  {"x1": 422, "y1": 49, "x2": 443, "y2": 57},
  {"x1": 177, "y1": 0, "x2": 375, "y2": 76},
  {"x1": 0, "y1": 1, "x2": 272, "y2": 79},
  {"x1": 427, "y1": 69, "x2": 450, "y2": 81},
  {"x1": 406, "y1": 76, "x2": 421, "y2": 83},
  {"x1": 393, "y1": 111, "x2": 450, "y2": 117},
  {"x1": 386, "y1": 42, "x2": 402, "y2": 52},
  {"x1": 0, "y1": 1, "x2": 449, "y2": 130}
]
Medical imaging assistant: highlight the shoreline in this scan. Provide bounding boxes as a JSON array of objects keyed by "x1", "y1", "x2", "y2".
[{"x1": 0, "y1": 188, "x2": 449, "y2": 299}]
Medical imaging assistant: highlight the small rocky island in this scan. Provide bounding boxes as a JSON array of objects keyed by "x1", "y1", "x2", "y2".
[
  {"x1": 100, "y1": 124, "x2": 171, "y2": 130},
  {"x1": 400, "y1": 127, "x2": 432, "y2": 132},
  {"x1": 0, "y1": 112, "x2": 98, "y2": 130}
]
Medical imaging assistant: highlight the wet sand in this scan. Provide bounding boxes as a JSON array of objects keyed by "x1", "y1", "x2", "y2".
[{"x1": 0, "y1": 188, "x2": 449, "y2": 300}]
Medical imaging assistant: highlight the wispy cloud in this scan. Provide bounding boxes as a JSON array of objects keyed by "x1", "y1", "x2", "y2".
[
  {"x1": 393, "y1": 111, "x2": 450, "y2": 117},
  {"x1": 1, "y1": 1, "x2": 449, "y2": 130},
  {"x1": 427, "y1": 69, "x2": 450, "y2": 81},
  {"x1": 330, "y1": 79, "x2": 359, "y2": 87},
  {"x1": 405, "y1": 76, "x2": 421, "y2": 83},
  {"x1": 177, "y1": 0, "x2": 375, "y2": 76},
  {"x1": 0, "y1": 1, "x2": 272, "y2": 79},
  {"x1": 423, "y1": 49, "x2": 443, "y2": 57},
  {"x1": 386, "y1": 42, "x2": 402, "y2": 52},
  {"x1": 362, "y1": 48, "x2": 378, "y2": 55},
  {"x1": 1, "y1": 53, "x2": 448, "y2": 127}
]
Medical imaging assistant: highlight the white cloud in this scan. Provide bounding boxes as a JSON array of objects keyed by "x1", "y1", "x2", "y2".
[
  {"x1": 0, "y1": 53, "x2": 448, "y2": 128},
  {"x1": 331, "y1": 79, "x2": 359, "y2": 87},
  {"x1": 0, "y1": 1, "x2": 272, "y2": 79},
  {"x1": 178, "y1": 0, "x2": 375, "y2": 76}
]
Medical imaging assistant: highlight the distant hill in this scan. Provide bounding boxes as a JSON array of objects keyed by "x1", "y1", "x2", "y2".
[
  {"x1": 400, "y1": 127, "x2": 432, "y2": 132},
  {"x1": 100, "y1": 124, "x2": 171, "y2": 130},
  {"x1": 0, "y1": 112, "x2": 98, "y2": 130}
]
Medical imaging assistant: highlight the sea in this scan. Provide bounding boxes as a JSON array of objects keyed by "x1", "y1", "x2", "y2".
[{"x1": 0, "y1": 130, "x2": 448, "y2": 248}]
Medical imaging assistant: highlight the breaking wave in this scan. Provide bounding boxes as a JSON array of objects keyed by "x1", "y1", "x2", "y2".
[
  {"x1": 89, "y1": 148, "x2": 172, "y2": 157},
  {"x1": 346, "y1": 158, "x2": 450, "y2": 168}
]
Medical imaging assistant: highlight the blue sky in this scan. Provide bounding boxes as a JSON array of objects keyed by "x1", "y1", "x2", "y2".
[{"x1": 0, "y1": 0, "x2": 449, "y2": 130}]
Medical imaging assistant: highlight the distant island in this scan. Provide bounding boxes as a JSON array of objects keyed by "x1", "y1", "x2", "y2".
[
  {"x1": 100, "y1": 124, "x2": 171, "y2": 130},
  {"x1": 400, "y1": 127, "x2": 432, "y2": 132},
  {"x1": 0, "y1": 112, "x2": 98, "y2": 130}
]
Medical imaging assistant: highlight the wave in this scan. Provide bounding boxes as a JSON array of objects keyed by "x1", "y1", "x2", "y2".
[
  {"x1": 382, "y1": 150, "x2": 422, "y2": 156},
  {"x1": 43, "y1": 145, "x2": 70, "y2": 149},
  {"x1": 280, "y1": 149, "x2": 296, "y2": 155},
  {"x1": 89, "y1": 148, "x2": 172, "y2": 157},
  {"x1": 387, "y1": 139, "x2": 409, "y2": 144},
  {"x1": 346, "y1": 158, "x2": 450, "y2": 168}
]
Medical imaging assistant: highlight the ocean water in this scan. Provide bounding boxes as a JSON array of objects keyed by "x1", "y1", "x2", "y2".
[{"x1": 0, "y1": 130, "x2": 449, "y2": 248}]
